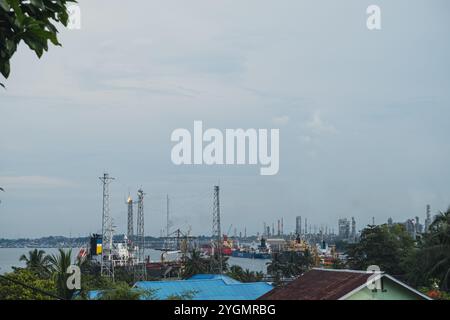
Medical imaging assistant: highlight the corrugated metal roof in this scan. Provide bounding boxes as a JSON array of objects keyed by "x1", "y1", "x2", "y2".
[
  {"x1": 258, "y1": 269, "x2": 374, "y2": 300},
  {"x1": 187, "y1": 274, "x2": 241, "y2": 284},
  {"x1": 134, "y1": 274, "x2": 273, "y2": 300},
  {"x1": 88, "y1": 274, "x2": 273, "y2": 300}
]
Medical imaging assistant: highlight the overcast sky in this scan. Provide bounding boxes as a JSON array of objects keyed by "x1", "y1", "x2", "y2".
[{"x1": 1, "y1": 0, "x2": 450, "y2": 238}]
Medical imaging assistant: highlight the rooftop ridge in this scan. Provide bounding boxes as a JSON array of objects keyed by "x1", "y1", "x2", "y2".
[{"x1": 312, "y1": 268, "x2": 384, "y2": 274}]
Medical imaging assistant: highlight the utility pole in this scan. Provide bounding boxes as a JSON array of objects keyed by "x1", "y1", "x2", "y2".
[{"x1": 99, "y1": 173, "x2": 115, "y2": 279}]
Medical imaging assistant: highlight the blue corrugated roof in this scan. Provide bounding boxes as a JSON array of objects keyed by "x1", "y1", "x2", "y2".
[
  {"x1": 88, "y1": 274, "x2": 272, "y2": 300},
  {"x1": 134, "y1": 275, "x2": 273, "y2": 300},
  {"x1": 187, "y1": 274, "x2": 241, "y2": 284}
]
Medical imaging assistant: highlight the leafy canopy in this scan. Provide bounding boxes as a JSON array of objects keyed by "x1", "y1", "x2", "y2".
[
  {"x1": 0, "y1": 268, "x2": 57, "y2": 300},
  {"x1": 346, "y1": 224, "x2": 415, "y2": 275},
  {"x1": 0, "y1": 0, "x2": 76, "y2": 86}
]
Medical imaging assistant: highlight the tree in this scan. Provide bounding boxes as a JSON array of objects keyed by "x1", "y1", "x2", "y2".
[
  {"x1": 19, "y1": 248, "x2": 51, "y2": 278},
  {"x1": 208, "y1": 251, "x2": 229, "y2": 274},
  {"x1": 331, "y1": 257, "x2": 347, "y2": 269},
  {"x1": 0, "y1": 0, "x2": 76, "y2": 87},
  {"x1": 346, "y1": 224, "x2": 414, "y2": 275},
  {"x1": 227, "y1": 265, "x2": 264, "y2": 283},
  {"x1": 407, "y1": 208, "x2": 450, "y2": 292},
  {"x1": 181, "y1": 248, "x2": 209, "y2": 279},
  {"x1": 166, "y1": 290, "x2": 197, "y2": 300},
  {"x1": 47, "y1": 248, "x2": 75, "y2": 299},
  {"x1": 97, "y1": 282, "x2": 156, "y2": 300},
  {"x1": 0, "y1": 268, "x2": 57, "y2": 300},
  {"x1": 267, "y1": 250, "x2": 313, "y2": 279}
]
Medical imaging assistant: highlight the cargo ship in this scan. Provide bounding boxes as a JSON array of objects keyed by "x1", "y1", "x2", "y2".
[{"x1": 231, "y1": 237, "x2": 272, "y2": 259}]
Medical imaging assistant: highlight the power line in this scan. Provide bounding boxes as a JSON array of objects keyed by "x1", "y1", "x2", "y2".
[{"x1": 0, "y1": 274, "x2": 64, "y2": 300}]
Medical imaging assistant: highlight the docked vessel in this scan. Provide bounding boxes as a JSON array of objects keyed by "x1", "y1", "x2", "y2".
[{"x1": 231, "y1": 237, "x2": 272, "y2": 259}]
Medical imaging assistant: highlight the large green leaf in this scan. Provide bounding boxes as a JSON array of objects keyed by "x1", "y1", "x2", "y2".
[
  {"x1": 30, "y1": 0, "x2": 44, "y2": 10},
  {"x1": 0, "y1": 0, "x2": 76, "y2": 86},
  {"x1": 0, "y1": 0, "x2": 10, "y2": 11},
  {"x1": 0, "y1": 59, "x2": 10, "y2": 78}
]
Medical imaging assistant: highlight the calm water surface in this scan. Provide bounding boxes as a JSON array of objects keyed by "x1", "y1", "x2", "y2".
[{"x1": 0, "y1": 248, "x2": 269, "y2": 274}]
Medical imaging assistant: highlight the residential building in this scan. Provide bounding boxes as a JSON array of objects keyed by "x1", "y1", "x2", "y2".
[{"x1": 258, "y1": 269, "x2": 431, "y2": 300}]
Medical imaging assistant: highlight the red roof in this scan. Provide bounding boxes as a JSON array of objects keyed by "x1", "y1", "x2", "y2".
[{"x1": 258, "y1": 269, "x2": 373, "y2": 300}]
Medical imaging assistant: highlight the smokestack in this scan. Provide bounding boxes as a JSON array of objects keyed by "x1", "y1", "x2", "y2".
[{"x1": 277, "y1": 220, "x2": 280, "y2": 236}]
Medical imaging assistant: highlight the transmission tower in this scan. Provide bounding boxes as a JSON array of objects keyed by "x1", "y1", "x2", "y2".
[
  {"x1": 212, "y1": 185, "x2": 223, "y2": 274},
  {"x1": 166, "y1": 194, "x2": 170, "y2": 238},
  {"x1": 135, "y1": 188, "x2": 146, "y2": 281},
  {"x1": 99, "y1": 173, "x2": 115, "y2": 279}
]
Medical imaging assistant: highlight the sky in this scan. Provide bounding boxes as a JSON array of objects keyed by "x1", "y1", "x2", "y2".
[{"x1": 1, "y1": 0, "x2": 450, "y2": 238}]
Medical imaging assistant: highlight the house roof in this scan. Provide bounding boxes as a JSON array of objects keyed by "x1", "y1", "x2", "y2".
[
  {"x1": 132, "y1": 274, "x2": 272, "y2": 300},
  {"x1": 259, "y1": 269, "x2": 373, "y2": 300},
  {"x1": 187, "y1": 274, "x2": 241, "y2": 284},
  {"x1": 258, "y1": 268, "x2": 431, "y2": 300}
]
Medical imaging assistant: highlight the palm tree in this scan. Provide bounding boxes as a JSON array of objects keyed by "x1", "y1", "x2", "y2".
[
  {"x1": 267, "y1": 251, "x2": 312, "y2": 279},
  {"x1": 181, "y1": 248, "x2": 209, "y2": 279},
  {"x1": 97, "y1": 282, "x2": 155, "y2": 300},
  {"x1": 19, "y1": 249, "x2": 51, "y2": 278},
  {"x1": 242, "y1": 269, "x2": 260, "y2": 282},
  {"x1": 255, "y1": 271, "x2": 264, "y2": 281},
  {"x1": 422, "y1": 208, "x2": 450, "y2": 291},
  {"x1": 227, "y1": 265, "x2": 244, "y2": 281},
  {"x1": 267, "y1": 253, "x2": 283, "y2": 277},
  {"x1": 47, "y1": 249, "x2": 75, "y2": 299}
]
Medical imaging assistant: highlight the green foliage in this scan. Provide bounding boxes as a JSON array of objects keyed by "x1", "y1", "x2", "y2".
[
  {"x1": 331, "y1": 257, "x2": 347, "y2": 269},
  {"x1": 181, "y1": 248, "x2": 209, "y2": 279},
  {"x1": 76, "y1": 273, "x2": 113, "y2": 300},
  {"x1": 333, "y1": 240, "x2": 349, "y2": 252},
  {"x1": 0, "y1": 268, "x2": 57, "y2": 300},
  {"x1": 97, "y1": 282, "x2": 156, "y2": 300},
  {"x1": 406, "y1": 208, "x2": 450, "y2": 292},
  {"x1": 0, "y1": 0, "x2": 76, "y2": 86},
  {"x1": 113, "y1": 266, "x2": 136, "y2": 285},
  {"x1": 208, "y1": 251, "x2": 229, "y2": 274},
  {"x1": 267, "y1": 250, "x2": 313, "y2": 278},
  {"x1": 19, "y1": 248, "x2": 52, "y2": 278},
  {"x1": 166, "y1": 290, "x2": 198, "y2": 300},
  {"x1": 227, "y1": 265, "x2": 264, "y2": 282},
  {"x1": 181, "y1": 248, "x2": 229, "y2": 279},
  {"x1": 47, "y1": 248, "x2": 75, "y2": 299},
  {"x1": 346, "y1": 224, "x2": 414, "y2": 275}
]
